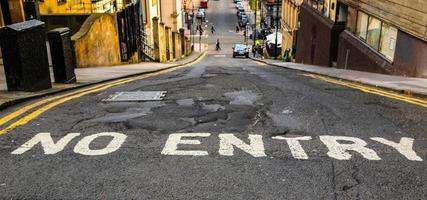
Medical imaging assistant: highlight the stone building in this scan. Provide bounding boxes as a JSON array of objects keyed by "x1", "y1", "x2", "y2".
[
  {"x1": 38, "y1": 0, "x2": 124, "y2": 15},
  {"x1": 295, "y1": 0, "x2": 347, "y2": 67},
  {"x1": 336, "y1": 0, "x2": 427, "y2": 77},
  {"x1": 0, "y1": 0, "x2": 25, "y2": 27},
  {"x1": 296, "y1": 0, "x2": 427, "y2": 78},
  {"x1": 280, "y1": 0, "x2": 302, "y2": 60},
  {"x1": 261, "y1": 0, "x2": 281, "y2": 28}
]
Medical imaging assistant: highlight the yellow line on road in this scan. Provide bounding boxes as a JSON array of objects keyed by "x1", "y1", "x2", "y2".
[
  {"x1": 0, "y1": 78, "x2": 131, "y2": 127},
  {"x1": 0, "y1": 52, "x2": 207, "y2": 136},
  {"x1": 305, "y1": 74, "x2": 427, "y2": 108},
  {"x1": 252, "y1": 60, "x2": 267, "y2": 66}
]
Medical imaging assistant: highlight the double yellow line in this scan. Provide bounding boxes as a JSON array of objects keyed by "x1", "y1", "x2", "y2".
[
  {"x1": 0, "y1": 52, "x2": 206, "y2": 136},
  {"x1": 305, "y1": 74, "x2": 427, "y2": 108}
]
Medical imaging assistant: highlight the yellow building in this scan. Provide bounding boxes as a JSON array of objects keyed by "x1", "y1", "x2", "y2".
[
  {"x1": 38, "y1": 0, "x2": 125, "y2": 15},
  {"x1": 280, "y1": 0, "x2": 302, "y2": 60},
  {"x1": 0, "y1": 0, "x2": 25, "y2": 27}
]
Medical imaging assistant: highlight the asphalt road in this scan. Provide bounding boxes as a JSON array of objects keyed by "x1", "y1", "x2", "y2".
[{"x1": 0, "y1": 1, "x2": 426, "y2": 199}]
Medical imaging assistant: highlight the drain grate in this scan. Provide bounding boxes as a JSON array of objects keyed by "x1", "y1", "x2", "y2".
[{"x1": 102, "y1": 91, "x2": 167, "y2": 102}]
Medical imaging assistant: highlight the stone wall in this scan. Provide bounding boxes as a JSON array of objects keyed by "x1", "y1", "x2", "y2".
[{"x1": 71, "y1": 14, "x2": 121, "y2": 68}]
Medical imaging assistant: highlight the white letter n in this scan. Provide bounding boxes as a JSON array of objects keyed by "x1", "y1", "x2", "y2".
[
  {"x1": 11, "y1": 132, "x2": 80, "y2": 155},
  {"x1": 219, "y1": 134, "x2": 266, "y2": 157}
]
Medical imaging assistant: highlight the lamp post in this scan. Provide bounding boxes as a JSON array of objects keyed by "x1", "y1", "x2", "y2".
[
  {"x1": 253, "y1": 0, "x2": 257, "y2": 44},
  {"x1": 191, "y1": 3, "x2": 195, "y2": 51},
  {"x1": 274, "y1": 0, "x2": 279, "y2": 60}
]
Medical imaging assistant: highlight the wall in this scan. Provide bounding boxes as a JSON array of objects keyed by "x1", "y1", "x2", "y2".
[
  {"x1": 40, "y1": 15, "x2": 89, "y2": 35},
  {"x1": 71, "y1": 14, "x2": 121, "y2": 68},
  {"x1": 393, "y1": 31, "x2": 427, "y2": 78},
  {"x1": 161, "y1": 0, "x2": 182, "y2": 31},
  {"x1": 336, "y1": 30, "x2": 391, "y2": 74},
  {"x1": 296, "y1": 4, "x2": 345, "y2": 67}
]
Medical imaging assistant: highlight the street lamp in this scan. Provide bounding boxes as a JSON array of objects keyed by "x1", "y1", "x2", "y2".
[{"x1": 274, "y1": 0, "x2": 279, "y2": 60}]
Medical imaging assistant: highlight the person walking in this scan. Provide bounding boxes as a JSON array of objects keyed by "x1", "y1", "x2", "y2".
[
  {"x1": 236, "y1": 24, "x2": 240, "y2": 32},
  {"x1": 216, "y1": 39, "x2": 221, "y2": 51},
  {"x1": 211, "y1": 24, "x2": 215, "y2": 34},
  {"x1": 252, "y1": 45, "x2": 257, "y2": 57}
]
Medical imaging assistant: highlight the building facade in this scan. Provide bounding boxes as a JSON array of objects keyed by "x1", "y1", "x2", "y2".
[
  {"x1": 261, "y1": 0, "x2": 281, "y2": 28},
  {"x1": 295, "y1": 0, "x2": 347, "y2": 67},
  {"x1": 336, "y1": 0, "x2": 427, "y2": 77},
  {"x1": 0, "y1": 0, "x2": 25, "y2": 27},
  {"x1": 160, "y1": 0, "x2": 183, "y2": 31},
  {"x1": 38, "y1": 0, "x2": 125, "y2": 15},
  {"x1": 280, "y1": 0, "x2": 302, "y2": 60}
]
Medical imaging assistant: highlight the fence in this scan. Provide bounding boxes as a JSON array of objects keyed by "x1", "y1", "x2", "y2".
[{"x1": 116, "y1": 2, "x2": 154, "y2": 62}]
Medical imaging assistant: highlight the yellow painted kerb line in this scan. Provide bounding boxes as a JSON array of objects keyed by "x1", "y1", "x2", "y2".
[
  {"x1": 305, "y1": 74, "x2": 427, "y2": 108},
  {"x1": 252, "y1": 60, "x2": 267, "y2": 65},
  {"x1": 0, "y1": 52, "x2": 207, "y2": 136}
]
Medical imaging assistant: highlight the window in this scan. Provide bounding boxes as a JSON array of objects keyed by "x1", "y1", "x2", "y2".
[
  {"x1": 354, "y1": 11, "x2": 398, "y2": 61},
  {"x1": 356, "y1": 11, "x2": 368, "y2": 40},
  {"x1": 379, "y1": 23, "x2": 398, "y2": 60},
  {"x1": 323, "y1": 0, "x2": 330, "y2": 17},
  {"x1": 336, "y1": 2, "x2": 347, "y2": 23},
  {"x1": 366, "y1": 16, "x2": 381, "y2": 50}
]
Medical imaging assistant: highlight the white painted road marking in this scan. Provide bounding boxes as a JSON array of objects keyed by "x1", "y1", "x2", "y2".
[
  {"x1": 272, "y1": 136, "x2": 312, "y2": 160},
  {"x1": 219, "y1": 134, "x2": 266, "y2": 157},
  {"x1": 11, "y1": 132, "x2": 424, "y2": 161},
  {"x1": 319, "y1": 136, "x2": 381, "y2": 160},
  {"x1": 11, "y1": 133, "x2": 80, "y2": 155},
  {"x1": 73, "y1": 132, "x2": 127, "y2": 156},
  {"x1": 371, "y1": 137, "x2": 423, "y2": 161},
  {"x1": 161, "y1": 133, "x2": 211, "y2": 156}
]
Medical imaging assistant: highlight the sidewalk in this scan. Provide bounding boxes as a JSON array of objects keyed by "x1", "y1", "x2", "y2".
[
  {"x1": 252, "y1": 58, "x2": 427, "y2": 96},
  {"x1": 0, "y1": 51, "x2": 205, "y2": 110}
]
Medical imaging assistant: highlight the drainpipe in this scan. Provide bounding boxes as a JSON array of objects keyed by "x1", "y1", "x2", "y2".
[{"x1": 159, "y1": 0, "x2": 162, "y2": 22}]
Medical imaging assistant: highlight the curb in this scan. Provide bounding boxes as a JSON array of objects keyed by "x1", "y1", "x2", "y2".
[
  {"x1": 250, "y1": 57, "x2": 427, "y2": 98},
  {"x1": 0, "y1": 51, "x2": 207, "y2": 111}
]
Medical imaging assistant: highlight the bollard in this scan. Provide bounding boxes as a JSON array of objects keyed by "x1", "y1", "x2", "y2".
[
  {"x1": 0, "y1": 20, "x2": 51, "y2": 92},
  {"x1": 48, "y1": 27, "x2": 76, "y2": 83}
]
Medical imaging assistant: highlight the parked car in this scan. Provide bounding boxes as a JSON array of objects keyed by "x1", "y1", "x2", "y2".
[
  {"x1": 232, "y1": 44, "x2": 249, "y2": 58},
  {"x1": 237, "y1": 12, "x2": 246, "y2": 20},
  {"x1": 236, "y1": 7, "x2": 245, "y2": 16},
  {"x1": 239, "y1": 16, "x2": 248, "y2": 27}
]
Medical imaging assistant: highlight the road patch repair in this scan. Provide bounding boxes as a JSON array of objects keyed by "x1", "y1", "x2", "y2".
[
  {"x1": 102, "y1": 91, "x2": 167, "y2": 102},
  {"x1": 11, "y1": 132, "x2": 424, "y2": 162}
]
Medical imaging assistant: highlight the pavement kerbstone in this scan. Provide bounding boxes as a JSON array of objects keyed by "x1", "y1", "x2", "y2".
[
  {"x1": 251, "y1": 58, "x2": 427, "y2": 97},
  {"x1": 0, "y1": 51, "x2": 206, "y2": 110}
]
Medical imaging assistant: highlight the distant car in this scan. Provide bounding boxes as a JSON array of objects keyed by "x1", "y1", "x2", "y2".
[
  {"x1": 239, "y1": 16, "x2": 248, "y2": 27},
  {"x1": 236, "y1": 8, "x2": 245, "y2": 16},
  {"x1": 233, "y1": 0, "x2": 241, "y2": 3},
  {"x1": 232, "y1": 44, "x2": 249, "y2": 58},
  {"x1": 235, "y1": 2, "x2": 242, "y2": 8},
  {"x1": 237, "y1": 12, "x2": 246, "y2": 20}
]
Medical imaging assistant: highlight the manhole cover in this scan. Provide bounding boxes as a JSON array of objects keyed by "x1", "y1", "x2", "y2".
[{"x1": 103, "y1": 91, "x2": 167, "y2": 102}]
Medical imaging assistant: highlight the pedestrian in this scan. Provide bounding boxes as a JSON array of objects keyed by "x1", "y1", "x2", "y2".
[
  {"x1": 236, "y1": 25, "x2": 240, "y2": 32},
  {"x1": 211, "y1": 25, "x2": 215, "y2": 34},
  {"x1": 252, "y1": 45, "x2": 256, "y2": 57},
  {"x1": 216, "y1": 39, "x2": 221, "y2": 51}
]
